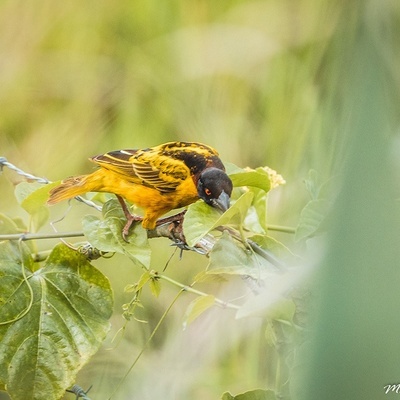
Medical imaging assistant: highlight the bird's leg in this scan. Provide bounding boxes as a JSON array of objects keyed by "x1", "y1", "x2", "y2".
[
  {"x1": 155, "y1": 211, "x2": 189, "y2": 254},
  {"x1": 155, "y1": 210, "x2": 187, "y2": 227},
  {"x1": 116, "y1": 195, "x2": 143, "y2": 241}
]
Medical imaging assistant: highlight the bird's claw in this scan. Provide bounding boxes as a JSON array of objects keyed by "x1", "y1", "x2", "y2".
[
  {"x1": 121, "y1": 217, "x2": 143, "y2": 242},
  {"x1": 170, "y1": 240, "x2": 208, "y2": 256},
  {"x1": 170, "y1": 240, "x2": 190, "y2": 250}
]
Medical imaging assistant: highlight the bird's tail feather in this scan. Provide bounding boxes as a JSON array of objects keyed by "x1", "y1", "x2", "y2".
[{"x1": 47, "y1": 175, "x2": 91, "y2": 204}]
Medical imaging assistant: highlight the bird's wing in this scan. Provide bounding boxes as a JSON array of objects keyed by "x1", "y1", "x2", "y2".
[
  {"x1": 91, "y1": 149, "x2": 138, "y2": 178},
  {"x1": 91, "y1": 146, "x2": 190, "y2": 193}
]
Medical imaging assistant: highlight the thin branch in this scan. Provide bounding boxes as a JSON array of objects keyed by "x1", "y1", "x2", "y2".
[
  {"x1": 0, "y1": 222, "x2": 287, "y2": 278},
  {"x1": 267, "y1": 224, "x2": 296, "y2": 234},
  {"x1": 0, "y1": 223, "x2": 285, "y2": 270},
  {"x1": 247, "y1": 239, "x2": 287, "y2": 270},
  {"x1": 154, "y1": 272, "x2": 241, "y2": 310},
  {"x1": 0, "y1": 232, "x2": 85, "y2": 241}
]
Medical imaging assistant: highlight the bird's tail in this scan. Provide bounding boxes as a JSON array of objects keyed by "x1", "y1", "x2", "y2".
[{"x1": 48, "y1": 174, "x2": 93, "y2": 204}]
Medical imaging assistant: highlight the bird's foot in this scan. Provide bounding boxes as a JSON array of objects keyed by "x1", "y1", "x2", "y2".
[
  {"x1": 122, "y1": 214, "x2": 143, "y2": 242},
  {"x1": 170, "y1": 240, "x2": 207, "y2": 256},
  {"x1": 116, "y1": 194, "x2": 143, "y2": 242}
]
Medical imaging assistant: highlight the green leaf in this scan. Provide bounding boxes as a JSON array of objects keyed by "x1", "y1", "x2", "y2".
[
  {"x1": 182, "y1": 202, "x2": 223, "y2": 247},
  {"x1": 218, "y1": 191, "x2": 254, "y2": 228},
  {"x1": 207, "y1": 231, "x2": 274, "y2": 278},
  {"x1": 82, "y1": 199, "x2": 151, "y2": 268},
  {"x1": 245, "y1": 188, "x2": 268, "y2": 233},
  {"x1": 192, "y1": 270, "x2": 227, "y2": 284},
  {"x1": 20, "y1": 182, "x2": 59, "y2": 211},
  {"x1": 149, "y1": 276, "x2": 161, "y2": 297},
  {"x1": 183, "y1": 295, "x2": 215, "y2": 328},
  {"x1": 295, "y1": 199, "x2": 331, "y2": 241},
  {"x1": 0, "y1": 242, "x2": 113, "y2": 400},
  {"x1": 0, "y1": 214, "x2": 35, "y2": 255},
  {"x1": 31, "y1": 207, "x2": 49, "y2": 233},
  {"x1": 224, "y1": 162, "x2": 244, "y2": 175},
  {"x1": 303, "y1": 169, "x2": 338, "y2": 201},
  {"x1": 221, "y1": 389, "x2": 277, "y2": 400},
  {"x1": 0, "y1": 213, "x2": 24, "y2": 234},
  {"x1": 135, "y1": 271, "x2": 152, "y2": 292},
  {"x1": 229, "y1": 169, "x2": 271, "y2": 193},
  {"x1": 14, "y1": 182, "x2": 58, "y2": 232},
  {"x1": 12, "y1": 217, "x2": 27, "y2": 232},
  {"x1": 0, "y1": 242, "x2": 36, "y2": 327},
  {"x1": 249, "y1": 234, "x2": 296, "y2": 260},
  {"x1": 183, "y1": 192, "x2": 254, "y2": 247}
]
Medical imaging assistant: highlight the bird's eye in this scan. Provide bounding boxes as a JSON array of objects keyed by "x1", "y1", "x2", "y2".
[{"x1": 205, "y1": 188, "x2": 212, "y2": 196}]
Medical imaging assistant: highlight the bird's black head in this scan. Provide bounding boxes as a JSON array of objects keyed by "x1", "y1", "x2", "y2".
[{"x1": 197, "y1": 168, "x2": 233, "y2": 212}]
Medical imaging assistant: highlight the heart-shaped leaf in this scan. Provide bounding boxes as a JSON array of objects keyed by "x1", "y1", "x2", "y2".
[{"x1": 0, "y1": 242, "x2": 113, "y2": 400}]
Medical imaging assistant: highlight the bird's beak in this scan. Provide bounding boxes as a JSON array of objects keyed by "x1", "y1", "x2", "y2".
[{"x1": 212, "y1": 190, "x2": 230, "y2": 212}]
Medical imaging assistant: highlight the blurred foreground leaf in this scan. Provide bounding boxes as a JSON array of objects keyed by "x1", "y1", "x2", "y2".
[
  {"x1": 0, "y1": 242, "x2": 113, "y2": 400},
  {"x1": 297, "y1": 6, "x2": 400, "y2": 400},
  {"x1": 235, "y1": 264, "x2": 304, "y2": 320},
  {"x1": 295, "y1": 199, "x2": 330, "y2": 242}
]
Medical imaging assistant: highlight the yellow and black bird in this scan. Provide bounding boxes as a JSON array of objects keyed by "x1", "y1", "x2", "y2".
[{"x1": 48, "y1": 141, "x2": 233, "y2": 239}]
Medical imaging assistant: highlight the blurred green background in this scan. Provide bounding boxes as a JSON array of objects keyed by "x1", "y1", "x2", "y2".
[
  {"x1": 0, "y1": 1, "x2": 399, "y2": 399},
  {"x1": 0, "y1": 0, "x2": 345, "y2": 224}
]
